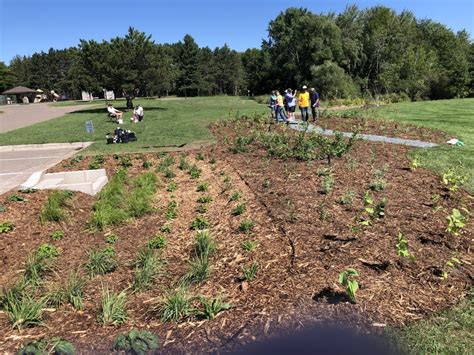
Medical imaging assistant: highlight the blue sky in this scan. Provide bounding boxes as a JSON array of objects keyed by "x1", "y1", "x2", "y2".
[{"x1": 1, "y1": 0, "x2": 473, "y2": 64}]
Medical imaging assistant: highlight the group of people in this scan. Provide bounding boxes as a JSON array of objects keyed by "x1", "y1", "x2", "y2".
[
  {"x1": 269, "y1": 85, "x2": 320, "y2": 124},
  {"x1": 107, "y1": 103, "x2": 144, "y2": 123}
]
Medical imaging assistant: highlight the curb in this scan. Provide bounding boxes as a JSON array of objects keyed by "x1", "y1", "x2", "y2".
[{"x1": 0, "y1": 142, "x2": 94, "y2": 152}]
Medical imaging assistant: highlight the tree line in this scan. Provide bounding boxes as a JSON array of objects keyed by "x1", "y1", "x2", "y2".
[{"x1": 1, "y1": 5, "x2": 473, "y2": 100}]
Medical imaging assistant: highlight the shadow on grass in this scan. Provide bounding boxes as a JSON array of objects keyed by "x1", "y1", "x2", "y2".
[{"x1": 66, "y1": 107, "x2": 167, "y2": 115}]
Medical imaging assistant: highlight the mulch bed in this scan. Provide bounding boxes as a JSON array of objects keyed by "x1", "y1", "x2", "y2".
[{"x1": 0, "y1": 120, "x2": 472, "y2": 353}]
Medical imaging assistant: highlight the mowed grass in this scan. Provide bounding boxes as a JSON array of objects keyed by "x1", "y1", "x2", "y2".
[
  {"x1": 1, "y1": 97, "x2": 267, "y2": 154},
  {"x1": 339, "y1": 98, "x2": 474, "y2": 192}
]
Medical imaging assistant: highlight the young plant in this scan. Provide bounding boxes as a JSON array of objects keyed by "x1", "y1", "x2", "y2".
[
  {"x1": 241, "y1": 240, "x2": 258, "y2": 252},
  {"x1": 98, "y1": 287, "x2": 127, "y2": 326},
  {"x1": 88, "y1": 154, "x2": 105, "y2": 169},
  {"x1": 231, "y1": 203, "x2": 246, "y2": 216},
  {"x1": 112, "y1": 330, "x2": 159, "y2": 354},
  {"x1": 196, "y1": 152, "x2": 205, "y2": 161},
  {"x1": 197, "y1": 195, "x2": 213, "y2": 203},
  {"x1": 316, "y1": 167, "x2": 332, "y2": 177},
  {"x1": 239, "y1": 219, "x2": 254, "y2": 234},
  {"x1": 409, "y1": 155, "x2": 421, "y2": 171},
  {"x1": 396, "y1": 232, "x2": 415, "y2": 260},
  {"x1": 338, "y1": 268, "x2": 359, "y2": 303},
  {"x1": 40, "y1": 190, "x2": 73, "y2": 223},
  {"x1": 190, "y1": 216, "x2": 210, "y2": 230},
  {"x1": 142, "y1": 159, "x2": 152, "y2": 169},
  {"x1": 106, "y1": 234, "x2": 119, "y2": 244},
  {"x1": 157, "y1": 289, "x2": 193, "y2": 322},
  {"x1": 240, "y1": 262, "x2": 259, "y2": 281},
  {"x1": 156, "y1": 155, "x2": 175, "y2": 172},
  {"x1": 148, "y1": 234, "x2": 166, "y2": 249},
  {"x1": 3, "y1": 290, "x2": 46, "y2": 330},
  {"x1": 178, "y1": 156, "x2": 190, "y2": 171},
  {"x1": 195, "y1": 204, "x2": 208, "y2": 213},
  {"x1": 165, "y1": 201, "x2": 178, "y2": 220},
  {"x1": 181, "y1": 256, "x2": 211, "y2": 285},
  {"x1": 166, "y1": 181, "x2": 178, "y2": 192},
  {"x1": 0, "y1": 220, "x2": 14, "y2": 233},
  {"x1": 369, "y1": 170, "x2": 386, "y2": 191},
  {"x1": 320, "y1": 174, "x2": 334, "y2": 195},
  {"x1": 230, "y1": 191, "x2": 242, "y2": 202},
  {"x1": 133, "y1": 248, "x2": 160, "y2": 292},
  {"x1": 18, "y1": 338, "x2": 75, "y2": 355},
  {"x1": 163, "y1": 168, "x2": 176, "y2": 179},
  {"x1": 50, "y1": 230, "x2": 65, "y2": 241},
  {"x1": 85, "y1": 247, "x2": 118, "y2": 277},
  {"x1": 315, "y1": 131, "x2": 357, "y2": 165},
  {"x1": 195, "y1": 231, "x2": 217, "y2": 259},
  {"x1": 442, "y1": 165, "x2": 467, "y2": 191},
  {"x1": 7, "y1": 194, "x2": 28, "y2": 202},
  {"x1": 37, "y1": 243, "x2": 60, "y2": 259},
  {"x1": 339, "y1": 191, "x2": 355, "y2": 205},
  {"x1": 196, "y1": 295, "x2": 231, "y2": 320},
  {"x1": 319, "y1": 202, "x2": 329, "y2": 221},
  {"x1": 188, "y1": 165, "x2": 201, "y2": 179},
  {"x1": 160, "y1": 224, "x2": 172, "y2": 233},
  {"x1": 197, "y1": 182, "x2": 209, "y2": 192},
  {"x1": 446, "y1": 208, "x2": 468, "y2": 236},
  {"x1": 441, "y1": 257, "x2": 462, "y2": 279}
]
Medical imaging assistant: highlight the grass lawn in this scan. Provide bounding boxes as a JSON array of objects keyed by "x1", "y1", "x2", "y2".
[
  {"x1": 0, "y1": 96, "x2": 267, "y2": 154},
  {"x1": 48, "y1": 100, "x2": 105, "y2": 107},
  {"x1": 337, "y1": 98, "x2": 474, "y2": 192}
]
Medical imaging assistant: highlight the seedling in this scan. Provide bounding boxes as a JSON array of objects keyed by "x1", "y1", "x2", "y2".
[
  {"x1": 37, "y1": 244, "x2": 59, "y2": 259},
  {"x1": 190, "y1": 216, "x2": 210, "y2": 230},
  {"x1": 396, "y1": 232, "x2": 415, "y2": 260},
  {"x1": 85, "y1": 247, "x2": 118, "y2": 277},
  {"x1": 231, "y1": 203, "x2": 246, "y2": 216},
  {"x1": 178, "y1": 156, "x2": 190, "y2": 171},
  {"x1": 18, "y1": 338, "x2": 75, "y2": 355},
  {"x1": 196, "y1": 295, "x2": 231, "y2": 320},
  {"x1": 345, "y1": 156, "x2": 358, "y2": 171},
  {"x1": 163, "y1": 168, "x2": 176, "y2": 179},
  {"x1": 241, "y1": 240, "x2": 258, "y2": 252},
  {"x1": 160, "y1": 225, "x2": 172, "y2": 233},
  {"x1": 197, "y1": 195, "x2": 213, "y2": 203},
  {"x1": 106, "y1": 234, "x2": 119, "y2": 244},
  {"x1": 239, "y1": 219, "x2": 254, "y2": 234},
  {"x1": 409, "y1": 155, "x2": 421, "y2": 171},
  {"x1": 19, "y1": 188, "x2": 37, "y2": 194},
  {"x1": 316, "y1": 167, "x2": 332, "y2": 177},
  {"x1": 157, "y1": 288, "x2": 193, "y2": 322},
  {"x1": 189, "y1": 165, "x2": 202, "y2": 179},
  {"x1": 363, "y1": 191, "x2": 374, "y2": 206},
  {"x1": 262, "y1": 179, "x2": 270, "y2": 188},
  {"x1": 50, "y1": 230, "x2": 64, "y2": 241},
  {"x1": 431, "y1": 194, "x2": 443, "y2": 212},
  {"x1": 442, "y1": 165, "x2": 467, "y2": 191},
  {"x1": 338, "y1": 268, "x2": 359, "y2": 303},
  {"x1": 197, "y1": 182, "x2": 209, "y2": 192},
  {"x1": 112, "y1": 330, "x2": 159, "y2": 354},
  {"x1": 240, "y1": 262, "x2": 259, "y2": 281},
  {"x1": 142, "y1": 159, "x2": 152, "y2": 169},
  {"x1": 98, "y1": 287, "x2": 127, "y2": 326},
  {"x1": 230, "y1": 192, "x2": 242, "y2": 202},
  {"x1": 441, "y1": 257, "x2": 462, "y2": 279},
  {"x1": 133, "y1": 248, "x2": 160, "y2": 292},
  {"x1": 165, "y1": 201, "x2": 178, "y2": 220},
  {"x1": 148, "y1": 234, "x2": 166, "y2": 249},
  {"x1": 320, "y1": 174, "x2": 334, "y2": 194},
  {"x1": 195, "y1": 204, "x2": 208, "y2": 213},
  {"x1": 156, "y1": 155, "x2": 175, "y2": 172},
  {"x1": 339, "y1": 191, "x2": 355, "y2": 205},
  {"x1": 40, "y1": 190, "x2": 73, "y2": 223},
  {"x1": 446, "y1": 208, "x2": 468, "y2": 236},
  {"x1": 195, "y1": 231, "x2": 216, "y2": 258},
  {"x1": 196, "y1": 152, "x2": 205, "y2": 161},
  {"x1": 88, "y1": 154, "x2": 105, "y2": 169},
  {"x1": 181, "y1": 256, "x2": 211, "y2": 285},
  {"x1": 166, "y1": 182, "x2": 178, "y2": 192},
  {"x1": 3, "y1": 290, "x2": 46, "y2": 330},
  {"x1": 0, "y1": 221, "x2": 14, "y2": 233},
  {"x1": 7, "y1": 194, "x2": 28, "y2": 202},
  {"x1": 319, "y1": 203, "x2": 329, "y2": 221}
]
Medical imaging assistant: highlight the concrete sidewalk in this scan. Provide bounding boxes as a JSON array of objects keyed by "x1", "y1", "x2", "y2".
[
  {"x1": 0, "y1": 102, "x2": 99, "y2": 133},
  {"x1": 0, "y1": 142, "x2": 92, "y2": 195}
]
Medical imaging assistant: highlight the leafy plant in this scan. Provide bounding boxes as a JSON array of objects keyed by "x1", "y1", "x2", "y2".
[
  {"x1": 441, "y1": 257, "x2": 462, "y2": 279},
  {"x1": 98, "y1": 287, "x2": 127, "y2": 326},
  {"x1": 142, "y1": 159, "x2": 152, "y2": 169},
  {"x1": 0, "y1": 220, "x2": 14, "y2": 233},
  {"x1": 197, "y1": 182, "x2": 209, "y2": 192},
  {"x1": 195, "y1": 231, "x2": 217, "y2": 259},
  {"x1": 112, "y1": 329, "x2": 159, "y2": 355},
  {"x1": 48, "y1": 271, "x2": 85, "y2": 311},
  {"x1": 240, "y1": 262, "x2": 259, "y2": 281},
  {"x1": 363, "y1": 191, "x2": 374, "y2": 206},
  {"x1": 315, "y1": 131, "x2": 357, "y2": 165},
  {"x1": 409, "y1": 155, "x2": 421, "y2": 171},
  {"x1": 18, "y1": 337, "x2": 75, "y2": 355},
  {"x1": 40, "y1": 190, "x2": 74, "y2": 223},
  {"x1": 319, "y1": 202, "x2": 329, "y2": 221},
  {"x1": 85, "y1": 247, "x2": 118, "y2": 277},
  {"x1": 442, "y1": 165, "x2": 467, "y2": 191},
  {"x1": 339, "y1": 191, "x2": 355, "y2": 205},
  {"x1": 24, "y1": 253, "x2": 51, "y2": 285},
  {"x1": 338, "y1": 268, "x2": 359, "y2": 303},
  {"x1": 3, "y1": 290, "x2": 46, "y2": 329},
  {"x1": 230, "y1": 192, "x2": 242, "y2": 201},
  {"x1": 106, "y1": 234, "x2": 119, "y2": 244},
  {"x1": 396, "y1": 232, "x2": 415, "y2": 260},
  {"x1": 37, "y1": 243, "x2": 59, "y2": 259},
  {"x1": 195, "y1": 204, "x2": 208, "y2": 213},
  {"x1": 241, "y1": 240, "x2": 258, "y2": 252},
  {"x1": 178, "y1": 156, "x2": 190, "y2": 171},
  {"x1": 181, "y1": 256, "x2": 211, "y2": 285},
  {"x1": 197, "y1": 195, "x2": 213, "y2": 203},
  {"x1": 7, "y1": 193, "x2": 28, "y2": 202},
  {"x1": 316, "y1": 167, "x2": 332, "y2": 177},
  {"x1": 148, "y1": 234, "x2": 166, "y2": 249},
  {"x1": 88, "y1": 154, "x2": 105, "y2": 169},
  {"x1": 239, "y1": 219, "x2": 254, "y2": 234},
  {"x1": 166, "y1": 181, "x2": 178, "y2": 192},
  {"x1": 196, "y1": 295, "x2": 231, "y2": 320},
  {"x1": 320, "y1": 174, "x2": 334, "y2": 194},
  {"x1": 369, "y1": 170, "x2": 386, "y2": 191},
  {"x1": 188, "y1": 165, "x2": 201, "y2": 179},
  {"x1": 50, "y1": 230, "x2": 65, "y2": 241},
  {"x1": 163, "y1": 168, "x2": 176, "y2": 179},
  {"x1": 157, "y1": 289, "x2": 193, "y2": 322},
  {"x1": 446, "y1": 208, "x2": 468, "y2": 236},
  {"x1": 230, "y1": 135, "x2": 254, "y2": 153},
  {"x1": 190, "y1": 216, "x2": 210, "y2": 230},
  {"x1": 196, "y1": 152, "x2": 205, "y2": 161},
  {"x1": 156, "y1": 155, "x2": 175, "y2": 172},
  {"x1": 231, "y1": 203, "x2": 246, "y2": 216},
  {"x1": 165, "y1": 200, "x2": 178, "y2": 220},
  {"x1": 160, "y1": 225, "x2": 172, "y2": 233}
]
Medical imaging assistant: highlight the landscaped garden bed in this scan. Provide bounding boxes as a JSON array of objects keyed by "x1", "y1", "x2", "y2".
[{"x1": 0, "y1": 115, "x2": 472, "y2": 353}]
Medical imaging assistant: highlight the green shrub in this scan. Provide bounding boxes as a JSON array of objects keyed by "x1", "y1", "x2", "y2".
[
  {"x1": 181, "y1": 256, "x2": 211, "y2": 285},
  {"x1": 85, "y1": 247, "x2": 118, "y2": 277},
  {"x1": 195, "y1": 204, "x2": 208, "y2": 213},
  {"x1": 98, "y1": 287, "x2": 127, "y2": 326},
  {"x1": 320, "y1": 175, "x2": 334, "y2": 194},
  {"x1": 18, "y1": 338, "x2": 75, "y2": 355},
  {"x1": 231, "y1": 203, "x2": 246, "y2": 216},
  {"x1": 195, "y1": 231, "x2": 216, "y2": 258},
  {"x1": 197, "y1": 195, "x2": 213, "y2": 204},
  {"x1": 156, "y1": 155, "x2": 175, "y2": 172},
  {"x1": 106, "y1": 234, "x2": 119, "y2": 244},
  {"x1": 7, "y1": 193, "x2": 28, "y2": 202},
  {"x1": 3, "y1": 290, "x2": 45, "y2": 330},
  {"x1": 167, "y1": 181, "x2": 178, "y2": 192},
  {"x1": 157, "y1": 289, "x2": 193, "y2": 322},
  {"x1": 241, "y1": 240, "x2": 258, "y2": 252},
  {"x1": 239, "y1": 219, "x2": 254, "y2": 234},
  {"x1": 40, "y1": 191, "x2": 74, "y2": 223},
  {"x1": 230, "y1": 192, "x2": 241, "y2": 202},
  {"x1": 190, "y1": 216, "x2": 210, "y2": 230},
  {"x1": 133, "y1": 248, "x2": 160, "y2": 292},
  {"x1": 188, "y1": 165, "x2": 201, "y2": 179},
  {"x1": 0, "y1": 220, "x2": 14, "y2": 233},
  {"x1": 240, "y1": 262, "x2": 259, "y2": 281},
  {"x1": 178, "y1": 156, "x2": 190, "y2": 171},
  {"x1": 197, "y1": 182, "x2": 209, "y2": 192},
  {"x1": 112, "y1": 330, "x2": 159, "y2": 355},
  {"x1": 160, "y1": 225, "x2": 172, "y2": 233},
  {"x1": 339, "y1": 191, "x2": 355, "y2": 205},
  {"x1": 163, "y1": 168, "x2": 176, "y2": 179}
]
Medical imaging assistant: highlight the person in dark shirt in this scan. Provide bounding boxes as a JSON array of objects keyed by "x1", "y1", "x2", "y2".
[{"x1": 310, "y1": 88, "x2": 320, "y2": 122}]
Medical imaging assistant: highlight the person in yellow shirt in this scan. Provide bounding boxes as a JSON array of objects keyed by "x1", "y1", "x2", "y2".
[
  {"x1": 275, "y1": 90, "x2": 289, "y2": 124},
  {"x1": 298, "y1": 85, "x2": 310, "y2": 122}
]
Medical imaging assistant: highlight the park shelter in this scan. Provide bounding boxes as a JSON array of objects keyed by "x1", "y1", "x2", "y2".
[{"x1": 2, "y1": 86, "x2": 37, "y2": 104}]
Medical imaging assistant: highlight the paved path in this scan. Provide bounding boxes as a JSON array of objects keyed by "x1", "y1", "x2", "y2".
[
  {"x1": 290, "y1": 121, "x2": 438, "y2": 148},
  {"x1": 0, "y1": 143, "x2": 92, "y2": 195},
  {"x1": 0, "y1": 103, "x2": 98, "y2": 133}
]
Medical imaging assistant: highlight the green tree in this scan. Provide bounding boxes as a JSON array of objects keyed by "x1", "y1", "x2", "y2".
[
  {"x1": 311, "y1": 61, "x2": 359, "y2": 98},
  {"x1": 0, "y1": 62, "x2": 16, "y2": 92}
]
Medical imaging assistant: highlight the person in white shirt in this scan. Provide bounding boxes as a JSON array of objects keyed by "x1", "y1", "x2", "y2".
[
  {"x1": 133, "y1": 105, "x2": 144, "y2": 122},
  {"x1": 107, "y1": 104, "x2": 123, "y2": 120}
]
